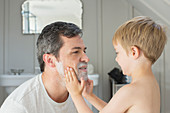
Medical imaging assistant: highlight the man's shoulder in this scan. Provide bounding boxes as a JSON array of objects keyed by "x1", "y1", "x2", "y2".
[
  {"x1": 6, "y1": 74, "x2": 41, "y2": 102},
  {"x1": 0, "y1": 74, "x2": 43, "y2": 113}
]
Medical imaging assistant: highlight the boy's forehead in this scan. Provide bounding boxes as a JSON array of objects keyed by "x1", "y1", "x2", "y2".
[
  {"x1": 114, "y1": 42, "x2": 123, "y2": 50},
  {"x1": 113, "y1": 42, "x2": 119, "y2": 49}
]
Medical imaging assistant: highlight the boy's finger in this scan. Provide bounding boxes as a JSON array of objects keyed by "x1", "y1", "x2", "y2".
[
  {"x1": 89, "y1": 79, "x2": 93, "y2": 84},
  {"x1": 65, "y1": 69, "x2": 69, "y2": 82},
  {"x1": 87, "y1": 79, "x2": 92, "y2": 82},
  {"x1": 70, "y1": 68, "x2": 77, "y2": 81},
  {"x1": 67, "y1": 67, "x2": 73, "y2": 81},
  {"x1": 86, "y1": 79, "x2": 92, "y2": 85},
  {"x1": 90, "y1": 79, "x2": 93, "y2": 85},
  {"x1": 81, "y1": 78, "x2": 85, "y2": 89}
]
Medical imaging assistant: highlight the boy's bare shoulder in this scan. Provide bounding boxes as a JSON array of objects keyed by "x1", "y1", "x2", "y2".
[
  {"x1": 122, "y1": 78, "x2": 159, "y2": 96},
  {"x1": 114, "y1": 83, "x2": 143, "y2": 102},
  {"x1": 104, "y1": 84, "x2": 138, "y2": 112},
  {"x1": 119, "y1": 82, "x2": 148, "y2": 96},
  {"x1": 117, "y1": 83, "x2": 137, "y2": 95}
]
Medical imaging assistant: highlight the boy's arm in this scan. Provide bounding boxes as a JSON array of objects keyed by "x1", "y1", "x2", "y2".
[
  {"x1": 65, "y1": 67, "x2": 134, "y2": 113},
  {"x1": 71, "y1": 95, "x2": 93, "y2": 113},
  {"x1": 82, "y1": 79, "x2": 107, "y2": 111},
  {"x1": 72, "y1": 82, "x2": 134, "y2": 113},
  {"x1": 100, "y1": 84, "x2": 134, "y2": 113},
  {"x1": 65, "y1": 67, "x2": 93, "y2": 113},
  {"x1": 84, "y1": 93, "x2": 107, "y2": 111}
]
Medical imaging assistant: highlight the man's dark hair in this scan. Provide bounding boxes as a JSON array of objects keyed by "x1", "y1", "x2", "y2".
[{"x1": 37, "y1": 22, "x2": 82, "y2": 72}]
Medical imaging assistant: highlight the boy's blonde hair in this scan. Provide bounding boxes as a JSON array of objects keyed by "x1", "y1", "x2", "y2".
[{"x1": 113, "y1": 16, "x2": 167, "y2": 64}]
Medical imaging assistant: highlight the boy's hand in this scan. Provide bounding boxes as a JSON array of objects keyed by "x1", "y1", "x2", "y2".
[
  {"x1": 82, "y1": 79, "x2": 94, "y2": 98},
  {"x1": 65, "y1": 67, "x2": 85, "y2": 97}
]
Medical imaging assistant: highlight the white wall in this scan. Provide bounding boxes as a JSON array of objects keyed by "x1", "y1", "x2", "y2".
[
  {"x1": 6, "y1": 0, "x2": 35, "y2": 74},
  {"x1": 0, "y1": 0, "x2": 5, "y2": 106},
  {"x1": 127, "y1": 0, "x2": 170, "y2": 27},
  {"x1": 102, "y1": 0, "x2": 131, "y2": 101},
  {"x1": 0, "y1": 0, "x2": 4, "y2": 74},
  {"x1": 82, "y1": 0, "x2": 103, "y2": 100}
]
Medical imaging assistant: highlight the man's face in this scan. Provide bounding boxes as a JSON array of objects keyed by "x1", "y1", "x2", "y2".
[{"x1": 57, "y1": 35, "x2": 89, "y2": 81}]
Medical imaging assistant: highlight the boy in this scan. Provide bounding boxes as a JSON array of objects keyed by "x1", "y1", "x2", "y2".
[{"x1": 64, "y1": 16, "x2": 167, "y2": 113}]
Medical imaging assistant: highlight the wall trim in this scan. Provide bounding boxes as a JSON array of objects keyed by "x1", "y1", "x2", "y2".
[
  {"x1": 127, "y1": 0, "x2": 170, "y2": 27},
  {"x1": 4, "y1": 0, "x2": 9, "y2": 74},
  {"x1": 96, "y1": 0, "x2": 103, "y2": 99},
  {"x1": 163, "y1": 0, "x2": 170, "y2": 5},
  {"x1": 0, "y1": 0, "x2": 5, "y2": 74},
  {"x1": 2, "y1": 0, "x2": 5, "y2": 74}
]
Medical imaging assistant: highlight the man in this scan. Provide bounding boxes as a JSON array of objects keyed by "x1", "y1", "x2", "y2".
[{"x1": 0, "y1": 22, "x2": 89, "y2": 113}]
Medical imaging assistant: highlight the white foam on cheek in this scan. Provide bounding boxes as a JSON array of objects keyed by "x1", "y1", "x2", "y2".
[
  {"x1": 77, "y1": 62, "x2": 88, "y2": 81},
  {"x1": 56, "y1": 61, "x2": 64, "y2": 76}
]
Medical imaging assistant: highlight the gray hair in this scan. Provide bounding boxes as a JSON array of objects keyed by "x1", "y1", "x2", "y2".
[{"x1": 37, "y1": 22, "x2": 82, "y2": 72}]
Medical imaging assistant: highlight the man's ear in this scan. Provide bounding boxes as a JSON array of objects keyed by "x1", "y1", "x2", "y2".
[
  {"x1": 130, "y1": 46, "x2": 140, "y2": 59},
  {"x1": 43, "y1": 54, "x2": 56, "y2": 68}
]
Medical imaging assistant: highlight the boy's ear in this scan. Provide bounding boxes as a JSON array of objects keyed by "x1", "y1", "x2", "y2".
[
  {"x1": 43, "y1": 54, "x2": 56, "y2": 68},
  {"x1": 130, "y1": 46, "x2": 140, "y2": 59}
]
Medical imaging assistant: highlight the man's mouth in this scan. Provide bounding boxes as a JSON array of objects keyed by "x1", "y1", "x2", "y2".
[
  {"x1": 77, "y1": 63, "x2": 88, "y2": 81},
  {"x1": 78, "y1": 66, "x2": 87, "y2": 72}
]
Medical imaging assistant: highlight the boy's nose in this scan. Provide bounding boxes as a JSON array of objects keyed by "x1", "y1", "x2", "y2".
[{"x1": 115, "y1": 57, "x2": 118, "y2": 62}]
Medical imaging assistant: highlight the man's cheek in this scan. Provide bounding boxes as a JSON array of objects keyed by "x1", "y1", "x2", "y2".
[{"x1": 56, "y1": 62, "x2": 64, "y2": 76}]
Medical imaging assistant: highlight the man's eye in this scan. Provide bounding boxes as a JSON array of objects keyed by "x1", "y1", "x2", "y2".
[
  {"x1": 116, "y1": 52, "x2": 119, "y2": 54},
  {"x1": 73, "y1": 51, "x2": 79, "y2": 54}
]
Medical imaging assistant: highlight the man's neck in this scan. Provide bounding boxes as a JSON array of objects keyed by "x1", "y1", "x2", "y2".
[{"x1": 42, "y1": 72, "x2": 69, "y2": 103}]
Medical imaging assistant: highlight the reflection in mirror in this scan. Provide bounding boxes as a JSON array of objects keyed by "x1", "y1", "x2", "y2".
[{"x1": 21, "y1": 0, "x2": 83, "y2": 34}]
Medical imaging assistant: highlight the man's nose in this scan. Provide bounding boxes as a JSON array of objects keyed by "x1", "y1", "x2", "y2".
[{"x1": 81, "y1": 53, "x2": 89, "y2": 63}]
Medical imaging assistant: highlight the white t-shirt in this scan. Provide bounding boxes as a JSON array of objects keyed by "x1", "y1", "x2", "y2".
[{"x1": 0, "y1": 74, "x2": 78, "y2": 113}]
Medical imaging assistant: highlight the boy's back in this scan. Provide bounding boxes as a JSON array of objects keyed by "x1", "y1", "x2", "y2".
[{"x1": 124, "y1": 74, "x2": 160, "y2": 113}]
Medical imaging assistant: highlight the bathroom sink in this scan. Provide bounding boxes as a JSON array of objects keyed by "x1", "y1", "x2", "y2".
[
  {"x1": 0, "y1": 74, "x2": 36, "y2": 95},
  {"x1": 0, "y1": 74, "x2": 36, "y2": 86},
  {"x1": 0, "y1": 74, "x2": 99, "y2": 86},
  {"x1": 0, "y1": 74, "x2": 99, "y2": 95},
  {"x1": 88, "y1": 74, "x2": 99, "y2": 86},
  {"x1": 0, "y1": 74, "x2": 99, "y2": 87}
]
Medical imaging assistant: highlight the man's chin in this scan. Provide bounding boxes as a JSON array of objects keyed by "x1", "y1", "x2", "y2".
[{"x1": 77, "y1": 71, "x2": 88, "y2": 81}]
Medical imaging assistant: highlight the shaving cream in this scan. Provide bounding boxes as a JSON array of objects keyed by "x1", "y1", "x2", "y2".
[{"x1": 55, "y1": 61, "x2": 64, "y2": 77}]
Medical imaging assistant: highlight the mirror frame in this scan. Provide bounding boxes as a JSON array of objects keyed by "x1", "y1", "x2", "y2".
[{"x1": 21, "y1": 0, "x2": 83, "y2": 34}]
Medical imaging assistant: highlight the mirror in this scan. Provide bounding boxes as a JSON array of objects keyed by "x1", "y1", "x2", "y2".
[{"x1": 21, "y1": 0, "x2": 83, "y2": 34}]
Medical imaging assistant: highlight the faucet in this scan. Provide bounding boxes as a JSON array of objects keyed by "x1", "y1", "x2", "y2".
[{"x1": 10, "y1": 69, "x2": 24, "y2": 75}]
